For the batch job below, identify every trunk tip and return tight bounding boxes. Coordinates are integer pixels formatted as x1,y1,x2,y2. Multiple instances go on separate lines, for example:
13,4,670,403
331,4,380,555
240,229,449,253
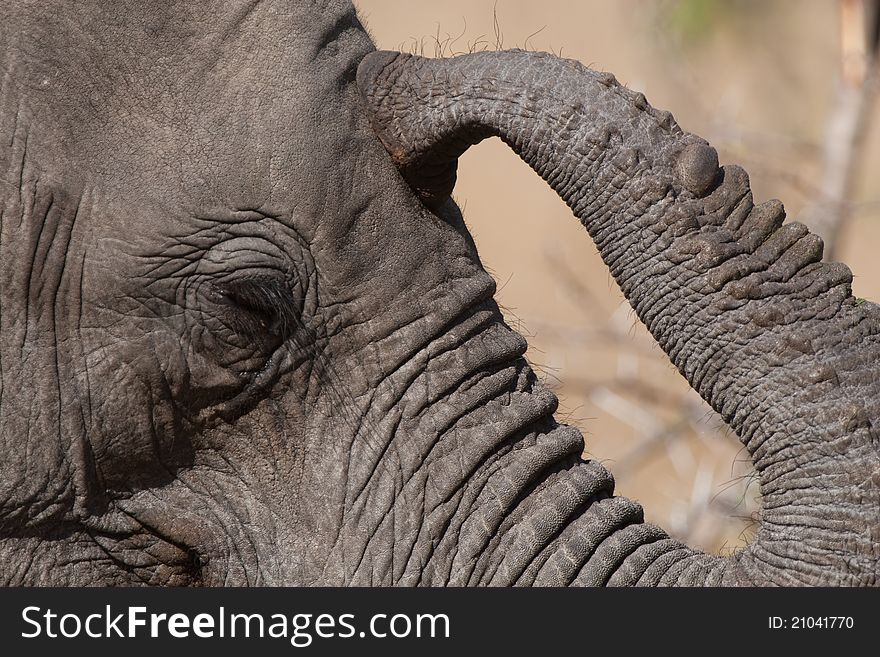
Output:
676,142,720,197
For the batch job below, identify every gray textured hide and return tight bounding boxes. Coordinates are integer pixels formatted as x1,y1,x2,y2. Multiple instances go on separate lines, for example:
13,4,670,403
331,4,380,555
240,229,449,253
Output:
0,1,876,585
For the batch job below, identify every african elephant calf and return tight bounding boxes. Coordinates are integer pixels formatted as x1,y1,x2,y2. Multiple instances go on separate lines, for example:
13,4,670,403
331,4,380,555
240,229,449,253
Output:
0,0,877,585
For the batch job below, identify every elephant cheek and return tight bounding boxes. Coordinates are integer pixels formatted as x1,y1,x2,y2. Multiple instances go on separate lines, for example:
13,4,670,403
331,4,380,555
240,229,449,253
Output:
84,336,194,491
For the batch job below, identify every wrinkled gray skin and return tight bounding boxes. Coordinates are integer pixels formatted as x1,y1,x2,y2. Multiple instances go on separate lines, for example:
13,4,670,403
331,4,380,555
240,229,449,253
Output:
0,0,877,586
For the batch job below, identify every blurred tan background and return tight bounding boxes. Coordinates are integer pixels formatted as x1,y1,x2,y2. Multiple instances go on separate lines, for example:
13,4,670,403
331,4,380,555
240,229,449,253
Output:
353,0,880,553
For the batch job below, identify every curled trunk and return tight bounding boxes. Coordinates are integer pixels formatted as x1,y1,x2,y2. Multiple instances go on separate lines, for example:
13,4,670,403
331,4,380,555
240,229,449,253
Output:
358,49,880,585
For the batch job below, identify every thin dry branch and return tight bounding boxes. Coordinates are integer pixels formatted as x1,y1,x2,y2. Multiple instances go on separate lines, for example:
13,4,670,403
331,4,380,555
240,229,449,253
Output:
800,0,880,260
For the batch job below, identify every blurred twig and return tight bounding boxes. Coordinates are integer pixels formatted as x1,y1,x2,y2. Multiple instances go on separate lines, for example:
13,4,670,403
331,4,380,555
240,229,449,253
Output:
800,0,880,260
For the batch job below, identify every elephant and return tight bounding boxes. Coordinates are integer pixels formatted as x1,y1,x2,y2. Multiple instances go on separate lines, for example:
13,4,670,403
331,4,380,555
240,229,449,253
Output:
0,0,877,587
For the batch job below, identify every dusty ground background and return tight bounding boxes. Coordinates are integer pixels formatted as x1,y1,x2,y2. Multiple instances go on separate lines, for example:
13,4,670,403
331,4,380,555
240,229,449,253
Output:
353,0,880,553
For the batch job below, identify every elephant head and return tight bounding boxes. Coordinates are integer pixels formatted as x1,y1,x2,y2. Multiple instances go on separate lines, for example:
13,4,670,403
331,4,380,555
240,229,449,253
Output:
0,0,876,585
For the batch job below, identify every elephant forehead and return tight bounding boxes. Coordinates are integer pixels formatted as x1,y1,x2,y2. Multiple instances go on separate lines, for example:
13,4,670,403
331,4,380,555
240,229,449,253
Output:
2,0,364,81
1,0,374,203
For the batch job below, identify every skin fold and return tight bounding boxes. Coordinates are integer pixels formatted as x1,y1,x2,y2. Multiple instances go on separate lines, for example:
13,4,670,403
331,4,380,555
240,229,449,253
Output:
0,0,877,585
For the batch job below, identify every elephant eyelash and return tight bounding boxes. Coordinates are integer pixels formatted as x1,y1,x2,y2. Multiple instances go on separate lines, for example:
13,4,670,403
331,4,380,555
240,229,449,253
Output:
213,277,299,338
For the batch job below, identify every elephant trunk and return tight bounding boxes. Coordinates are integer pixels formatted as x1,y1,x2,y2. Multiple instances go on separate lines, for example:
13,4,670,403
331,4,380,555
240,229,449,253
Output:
357,49,880,585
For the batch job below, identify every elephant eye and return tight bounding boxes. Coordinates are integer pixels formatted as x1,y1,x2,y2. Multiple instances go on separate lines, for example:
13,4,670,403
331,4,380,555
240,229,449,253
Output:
212,277,298,338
